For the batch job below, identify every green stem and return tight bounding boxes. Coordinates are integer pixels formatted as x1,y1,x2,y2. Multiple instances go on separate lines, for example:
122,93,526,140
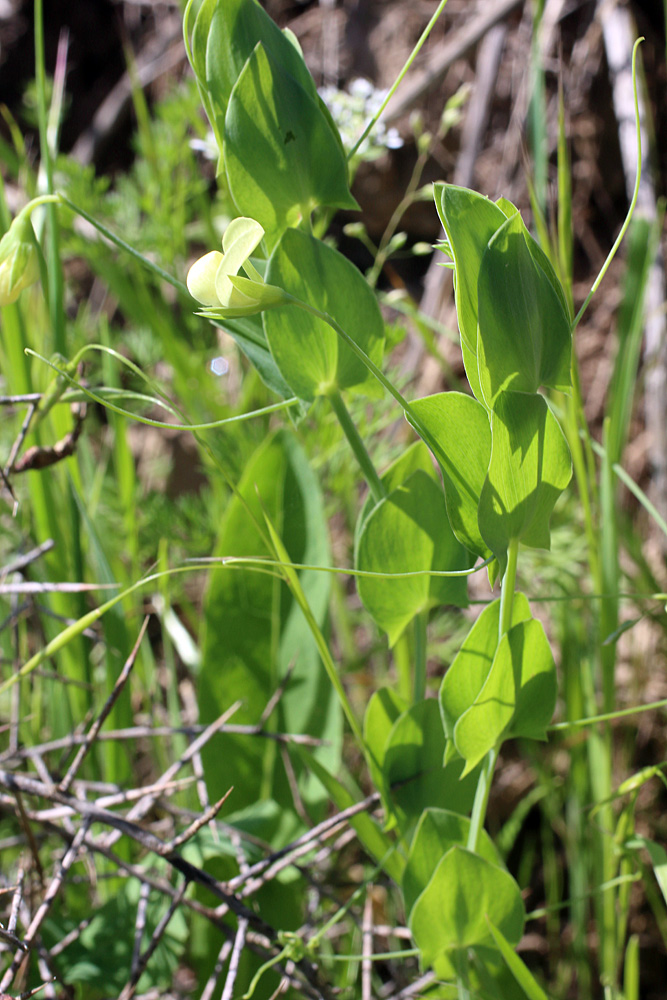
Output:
347,0,450,161
466,747,498,853
498,537,520,640
467,538,519,854
413,609,428,703
327,388,386,504
58,194,191,298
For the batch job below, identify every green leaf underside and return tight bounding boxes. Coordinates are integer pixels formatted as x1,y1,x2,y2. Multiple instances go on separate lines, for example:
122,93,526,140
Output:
440,594,531,751
409,846,525,965
453,616,558,774
357,469,471,646
403,808,501,917
408,391,492,558
264,227,384,401
355,440,438,561
363,687,409,815
198,431,341,822
204,0,317,116
220,313,295,399
477,211,572,406
434,183,507,402
383,700,479,830
224,43,357,250
478,391,572,574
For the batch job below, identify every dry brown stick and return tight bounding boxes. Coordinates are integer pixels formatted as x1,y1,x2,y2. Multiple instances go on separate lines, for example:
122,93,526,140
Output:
10,596,21,759
0,581,118,595
12,405,86,475
0,770,276,935
7,867,23,935
4,404,36,478
0,395,43,406
13,792,45,886
227,792,381,892
220,917,249,1000
200,939,233,1000
165,790,232,852
1,542,55,581
130,882,151,982
361,888,373,1000
118,881,188,1000
59,617,149,793
49,916,93,959
0,722,322,764
100,701,242,849
0,819,91,992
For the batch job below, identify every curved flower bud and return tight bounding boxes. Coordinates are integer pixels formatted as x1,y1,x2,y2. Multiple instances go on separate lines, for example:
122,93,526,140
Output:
0,206,40,306
187,217,290,318
186,250,223,306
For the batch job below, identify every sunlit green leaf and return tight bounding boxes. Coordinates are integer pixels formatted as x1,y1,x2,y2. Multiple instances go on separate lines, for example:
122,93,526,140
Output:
409,847,525,965
383,700,479,832
476,211,571,406
264,227,384,400
356,470,470,646
454,616,558,774
408,391,492,558
224,43,357,249
434,183,506,402
403,808,501,916
440,594,531,753
478,392,572,575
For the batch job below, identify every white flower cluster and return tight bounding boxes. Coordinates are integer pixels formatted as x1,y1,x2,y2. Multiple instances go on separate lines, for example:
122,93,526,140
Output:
319,78,403,160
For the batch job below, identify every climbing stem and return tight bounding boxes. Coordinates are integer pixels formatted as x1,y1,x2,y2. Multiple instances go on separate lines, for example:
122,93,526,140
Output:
466,747,498,854
413,609,428,703
499,536,520,640
327,388,386,505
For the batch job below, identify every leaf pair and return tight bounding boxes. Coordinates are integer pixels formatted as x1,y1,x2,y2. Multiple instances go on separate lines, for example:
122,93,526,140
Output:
440,594,557,774
410,390,572,576
403,808,525,982
187,0,356,248
434,183,571,409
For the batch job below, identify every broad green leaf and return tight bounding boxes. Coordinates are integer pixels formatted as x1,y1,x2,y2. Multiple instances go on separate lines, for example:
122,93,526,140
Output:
409,847,524,965
220,313,297,399
434,183,506,401
355,440,438,558
440,594,531,753
383,700,479,832
453,616,558,774
204,0,318,119
224,43,357,250
357,470,470,646
486,919,550,1000
264,227,384,401
477,211,571,406
478,392,572,575
496,196,519,217
408,391,492,558
403,808,501,916
297,746,405,884
363,687,408,810
199,430,341,826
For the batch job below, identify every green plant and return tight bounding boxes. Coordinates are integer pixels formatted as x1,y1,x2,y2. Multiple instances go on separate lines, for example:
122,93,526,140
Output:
1,0,661,996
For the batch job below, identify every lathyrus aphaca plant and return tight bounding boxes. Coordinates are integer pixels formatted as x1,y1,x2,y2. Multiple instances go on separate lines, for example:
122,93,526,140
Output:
184,0,574,994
